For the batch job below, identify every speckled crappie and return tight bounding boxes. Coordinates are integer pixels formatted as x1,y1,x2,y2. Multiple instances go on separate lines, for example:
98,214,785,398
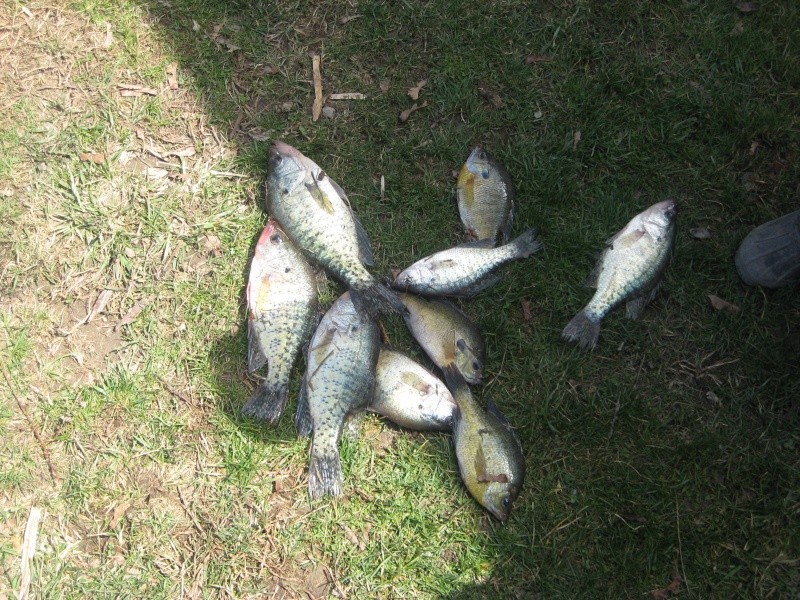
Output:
294,291,380,498
267,140,403,317
398,292,485,385
443,365,525,521
370,348,456,431
562,199,677,351
393,228,542,297
242,219,319,424
457,147,515,244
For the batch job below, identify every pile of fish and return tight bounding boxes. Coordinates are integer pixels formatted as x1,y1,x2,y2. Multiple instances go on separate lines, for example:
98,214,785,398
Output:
244,140,676,521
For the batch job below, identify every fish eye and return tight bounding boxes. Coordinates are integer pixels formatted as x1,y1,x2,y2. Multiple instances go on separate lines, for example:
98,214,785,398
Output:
502,497,511,508
478,150,487,160
270,234,281,243
481,170,490,179
282,188,289,195
472,360,481,371
456,339,467,351
317,171,326,181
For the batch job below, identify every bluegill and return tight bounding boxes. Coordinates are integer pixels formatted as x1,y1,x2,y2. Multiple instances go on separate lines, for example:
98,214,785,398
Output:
242,219,319,423
393,228,542,297
295,291,380,498
457,147,515,244
562,199,677,350
370,348,456,431
267,140,403,317
398,292,485,385
443,365,525,521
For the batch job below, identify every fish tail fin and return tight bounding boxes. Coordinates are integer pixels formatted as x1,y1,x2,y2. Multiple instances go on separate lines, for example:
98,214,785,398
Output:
241,382,289,424
561,310,601,351
351,283,406,318
307,444,343,498
510,228,544,258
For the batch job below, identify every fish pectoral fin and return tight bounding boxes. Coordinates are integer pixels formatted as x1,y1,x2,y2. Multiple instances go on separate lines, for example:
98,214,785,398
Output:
474,444,509,483
477,473,509,484
625,283,661,320
583,250,608,288
400,371,432,395
610,228,646,250
304,178,336,214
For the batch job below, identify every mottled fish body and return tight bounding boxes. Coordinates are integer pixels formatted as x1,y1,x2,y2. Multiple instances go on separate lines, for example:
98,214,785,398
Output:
370,348,456,431
562,199,677,351
393,228,542,297
443,366,525,521
267,140,402,316
295,291,380,498
242,219,319,423
457,147,515,244
398,292,485,385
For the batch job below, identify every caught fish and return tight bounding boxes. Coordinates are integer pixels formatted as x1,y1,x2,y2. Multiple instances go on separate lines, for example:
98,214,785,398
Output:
398,292,485,385
442,365,525,521
242,219,319,423
370,348,457,431
393,228,543,297
457,147,515,243
267,140,403,316
562,199,677,351
295,291,380,498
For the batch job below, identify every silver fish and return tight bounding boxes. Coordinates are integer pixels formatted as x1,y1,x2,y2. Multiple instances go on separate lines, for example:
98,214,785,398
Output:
398,292,485,385
267,140,403,316
562,199,677,351
457,147,515,244
370,348,456,431
393,228,542,297
443,365,525,521
242,219,319,423
295,291,380,498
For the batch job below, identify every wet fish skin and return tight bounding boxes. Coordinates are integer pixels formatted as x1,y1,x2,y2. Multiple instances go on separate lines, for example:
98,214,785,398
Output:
242,219,319,423
295,291,380,498
442,365,525,521
457,147,515,244
398,292,485,385
562,199,677,351
267,140,403,317
370,348,457,431
393,228,542,297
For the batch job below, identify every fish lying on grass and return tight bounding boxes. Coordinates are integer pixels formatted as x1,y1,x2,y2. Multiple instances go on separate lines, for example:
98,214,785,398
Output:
295,291,380,498
242,219,319,424
457,147,515,244
442,365,525,521
370,348,456,431
393,228,543,297
267,140,403,317
398,292,485,385
562,199,677,351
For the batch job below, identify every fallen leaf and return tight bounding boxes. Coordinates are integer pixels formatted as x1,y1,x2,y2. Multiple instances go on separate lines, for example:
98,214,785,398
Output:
192,20,200,32
706,390,721,404
328,92,366,100
108,500,133,528
478,86,503,108
407,79,427,100
651,569,681,599
521,299,532,321
690,227,713,239
311,54,323,122
735,2,758,13
339,14,361,24
103,22,113,48
118,84,158,97
115,296,152,330
708,294,740,314
399,101,428,123
534,109,543,119
379,78,390,93
84,289,113,324
525,54,551,64
730,20,745,35
166,62,178,90
340,523,361,549
573,130,582,150
749,140,760,155
79,152,106,164
200,234,222,257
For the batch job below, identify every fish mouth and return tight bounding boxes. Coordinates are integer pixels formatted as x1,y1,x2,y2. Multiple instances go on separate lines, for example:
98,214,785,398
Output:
269,140,302,161
655,198,677,220
465,146,484,173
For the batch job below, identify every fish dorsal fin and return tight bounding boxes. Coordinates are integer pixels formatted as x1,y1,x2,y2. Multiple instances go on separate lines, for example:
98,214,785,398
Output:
583,250,607,288
400,370,432,394
352,213,375,267
327,175,350,206
487,398,511,428
304,175,335,214
456,237,496,250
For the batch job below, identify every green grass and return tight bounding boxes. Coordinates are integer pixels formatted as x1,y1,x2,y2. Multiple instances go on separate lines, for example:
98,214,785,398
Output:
1,0,799,598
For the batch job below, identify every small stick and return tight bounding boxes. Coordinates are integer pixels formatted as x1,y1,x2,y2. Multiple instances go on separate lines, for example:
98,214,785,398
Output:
311,54,323,121
18,506,43,600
